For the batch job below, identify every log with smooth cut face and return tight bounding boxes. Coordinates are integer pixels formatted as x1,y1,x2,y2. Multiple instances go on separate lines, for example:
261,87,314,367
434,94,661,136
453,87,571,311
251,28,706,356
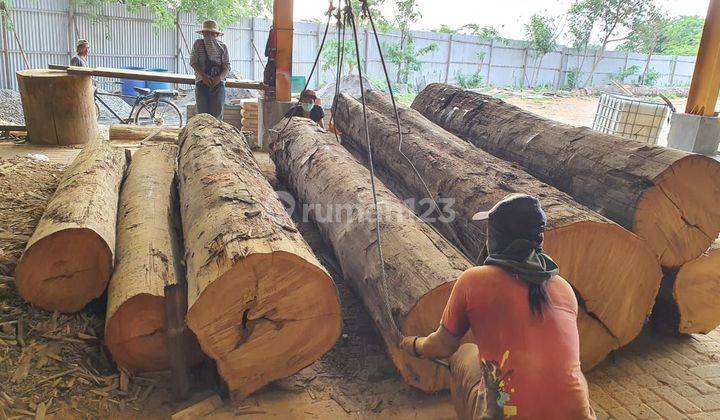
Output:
271,118,473,391
15,143,126,313
104,144,201,372
411,83,720,269
178,115,341,398
336,92,662,370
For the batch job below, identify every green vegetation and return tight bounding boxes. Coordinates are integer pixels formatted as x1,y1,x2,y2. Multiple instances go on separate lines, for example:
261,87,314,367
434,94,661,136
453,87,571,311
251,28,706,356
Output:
321,39,362,76
384,0,438,84
456,71,484,89
524,13,559,86
72,0,271,26
610,65,640,83
660,16,704,56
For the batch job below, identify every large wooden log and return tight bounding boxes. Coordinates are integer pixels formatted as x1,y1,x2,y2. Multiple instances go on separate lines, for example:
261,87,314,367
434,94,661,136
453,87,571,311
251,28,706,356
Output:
335,92,662,369
17,69,97,145
105,144,200,372
653,239,720,334
15,143,127,312
108,125,180,143
412,83,720,268
271,118,472,391
178,115,341,398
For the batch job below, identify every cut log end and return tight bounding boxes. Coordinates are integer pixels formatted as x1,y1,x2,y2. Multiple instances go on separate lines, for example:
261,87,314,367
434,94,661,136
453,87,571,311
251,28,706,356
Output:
635,155,720,268
186,251,341,399
545,221,661,347
577,310,619,371
387,282,456,392
667,240,720,334
15,228,112,313
105,294,167,371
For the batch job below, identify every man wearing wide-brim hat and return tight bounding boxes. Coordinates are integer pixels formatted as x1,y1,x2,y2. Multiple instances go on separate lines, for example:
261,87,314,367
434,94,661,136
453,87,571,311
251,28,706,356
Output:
190,19,231,119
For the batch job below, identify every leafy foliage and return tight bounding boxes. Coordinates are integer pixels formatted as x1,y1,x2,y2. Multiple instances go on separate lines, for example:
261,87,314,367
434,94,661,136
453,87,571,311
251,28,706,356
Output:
661,16,704,56
566,67,582,89
71,0,271,27
461,24,501,39
567,0,654,87
610,65,640,83
321,39,361,76
456,70,483,89
384,37,438,84
524,13,559,86
434,24,456,34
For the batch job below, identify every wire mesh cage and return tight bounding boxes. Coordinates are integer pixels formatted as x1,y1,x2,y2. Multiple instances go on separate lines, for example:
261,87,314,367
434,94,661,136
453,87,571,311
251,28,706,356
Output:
592,94,672,146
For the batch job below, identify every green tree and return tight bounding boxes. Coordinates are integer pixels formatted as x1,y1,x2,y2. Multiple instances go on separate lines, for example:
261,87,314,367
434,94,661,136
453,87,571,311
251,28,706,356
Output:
524,13,559,86
384,0,437,84
460,24,501,39
567,0,652,87
662,16,704,56
619,6,668,85
321,38,361,76
71,0,271,27
434,24,457,34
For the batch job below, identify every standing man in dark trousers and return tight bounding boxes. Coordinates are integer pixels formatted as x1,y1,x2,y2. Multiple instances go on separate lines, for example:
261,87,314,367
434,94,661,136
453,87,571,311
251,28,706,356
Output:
190,20,231,119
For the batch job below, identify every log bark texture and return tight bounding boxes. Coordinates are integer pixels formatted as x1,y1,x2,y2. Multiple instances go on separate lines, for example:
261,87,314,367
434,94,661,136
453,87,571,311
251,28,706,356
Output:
178,115,341,398
336,92,662,369
17,69,97,145
15,143,127,312
271,118,473,392
108,125,180,143
412,83,720,268
105,144,200,372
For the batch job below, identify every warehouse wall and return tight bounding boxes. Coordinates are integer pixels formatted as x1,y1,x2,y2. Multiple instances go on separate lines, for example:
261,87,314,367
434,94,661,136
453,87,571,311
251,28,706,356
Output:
0,0,698,90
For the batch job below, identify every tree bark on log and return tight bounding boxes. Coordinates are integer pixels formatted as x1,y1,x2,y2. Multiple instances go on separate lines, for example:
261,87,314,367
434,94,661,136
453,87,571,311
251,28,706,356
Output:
178,115,341,398
653,239,720,334
335,92,662,369
271,118,473,392
411,83,720,269
105,144,200,373
17,69,97,145
108,125,180,143
15,143,127,312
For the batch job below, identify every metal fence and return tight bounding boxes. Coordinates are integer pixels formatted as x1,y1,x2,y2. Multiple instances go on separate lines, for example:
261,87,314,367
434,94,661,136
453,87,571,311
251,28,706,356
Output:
0,0,699,91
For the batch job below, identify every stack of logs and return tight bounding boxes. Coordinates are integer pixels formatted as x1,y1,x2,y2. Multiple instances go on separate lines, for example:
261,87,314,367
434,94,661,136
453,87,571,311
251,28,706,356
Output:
410,83,720,336
13,116,342,399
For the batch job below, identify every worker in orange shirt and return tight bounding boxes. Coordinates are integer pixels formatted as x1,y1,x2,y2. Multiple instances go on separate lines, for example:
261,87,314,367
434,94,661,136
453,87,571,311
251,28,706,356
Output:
400,194,595,420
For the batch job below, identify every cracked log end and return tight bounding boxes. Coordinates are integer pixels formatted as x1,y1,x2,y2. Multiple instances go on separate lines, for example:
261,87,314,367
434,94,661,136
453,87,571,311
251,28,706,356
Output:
15,228,112,313
634,155,720,268
545,221,662,349
186,251,341,399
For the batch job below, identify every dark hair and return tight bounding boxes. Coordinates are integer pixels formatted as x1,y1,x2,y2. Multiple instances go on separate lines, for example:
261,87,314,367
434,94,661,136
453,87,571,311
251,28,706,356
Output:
528,283,550,317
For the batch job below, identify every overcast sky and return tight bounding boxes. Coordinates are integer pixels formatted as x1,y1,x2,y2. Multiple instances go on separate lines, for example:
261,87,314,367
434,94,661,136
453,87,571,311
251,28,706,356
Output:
293,0,710,46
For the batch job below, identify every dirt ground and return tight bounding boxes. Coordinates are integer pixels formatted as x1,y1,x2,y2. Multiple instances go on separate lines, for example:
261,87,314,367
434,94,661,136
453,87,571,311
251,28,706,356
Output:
2,94,720,419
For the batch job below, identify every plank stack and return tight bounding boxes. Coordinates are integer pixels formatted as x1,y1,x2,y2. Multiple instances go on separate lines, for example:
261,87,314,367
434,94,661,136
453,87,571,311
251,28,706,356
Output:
334,92,663,369
240,98,260,143
412,83,720,335
186,104,243,131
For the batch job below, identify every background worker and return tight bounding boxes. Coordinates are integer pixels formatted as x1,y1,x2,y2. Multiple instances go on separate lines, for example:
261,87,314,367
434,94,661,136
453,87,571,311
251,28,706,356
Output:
285,89,325,127
400,194,595,420
190,20,231,119
70,39,90,67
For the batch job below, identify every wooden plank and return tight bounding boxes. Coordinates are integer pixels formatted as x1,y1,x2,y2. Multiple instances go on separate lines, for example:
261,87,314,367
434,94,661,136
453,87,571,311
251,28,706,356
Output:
48,64,268,90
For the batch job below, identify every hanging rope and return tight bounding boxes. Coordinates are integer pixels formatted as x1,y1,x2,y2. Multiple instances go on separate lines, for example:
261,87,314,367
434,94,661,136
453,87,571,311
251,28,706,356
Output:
358,0,471,259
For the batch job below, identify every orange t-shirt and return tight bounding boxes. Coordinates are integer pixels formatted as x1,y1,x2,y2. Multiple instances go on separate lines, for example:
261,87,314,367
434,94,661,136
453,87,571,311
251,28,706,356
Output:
441,265,594,420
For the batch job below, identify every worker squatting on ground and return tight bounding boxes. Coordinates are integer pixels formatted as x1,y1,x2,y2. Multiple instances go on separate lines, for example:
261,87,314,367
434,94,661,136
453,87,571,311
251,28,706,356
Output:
70,39,90,67
190,20,231,119
284,89,325,127
400,194,595,420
